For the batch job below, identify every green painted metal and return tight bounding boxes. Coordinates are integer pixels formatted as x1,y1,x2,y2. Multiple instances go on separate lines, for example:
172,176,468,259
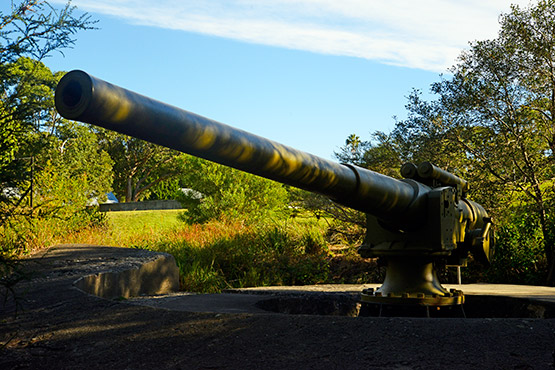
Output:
55,70,419,220
55,70,494,307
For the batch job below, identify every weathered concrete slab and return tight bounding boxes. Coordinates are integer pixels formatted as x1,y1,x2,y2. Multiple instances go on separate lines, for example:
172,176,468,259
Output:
29,244,180,299
447,283,555,303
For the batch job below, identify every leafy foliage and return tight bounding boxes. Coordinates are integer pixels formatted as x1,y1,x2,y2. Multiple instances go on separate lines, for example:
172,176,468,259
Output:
1,2,96,257
289,188,366,249
1,119,113,255
147,176,183,201
486,211,546,284
0,1,95,171
335,132,402,178
427,0,555,283
0,2,96,312
34,121,112,222
97,131,183,202
178,156,290,225
0,1,95,63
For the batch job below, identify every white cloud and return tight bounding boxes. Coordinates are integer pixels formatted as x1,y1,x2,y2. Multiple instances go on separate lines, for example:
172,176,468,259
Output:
52,0,533,72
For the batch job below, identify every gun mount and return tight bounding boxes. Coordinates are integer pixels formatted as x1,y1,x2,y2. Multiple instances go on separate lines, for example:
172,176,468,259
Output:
55,70,493,307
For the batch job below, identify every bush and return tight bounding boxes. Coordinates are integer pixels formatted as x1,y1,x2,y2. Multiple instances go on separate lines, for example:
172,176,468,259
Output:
177,157,290,225
483,212,546,285
0,160,108,256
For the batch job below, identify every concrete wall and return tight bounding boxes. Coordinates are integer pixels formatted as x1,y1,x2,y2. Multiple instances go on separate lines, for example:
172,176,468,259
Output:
99,200,183,212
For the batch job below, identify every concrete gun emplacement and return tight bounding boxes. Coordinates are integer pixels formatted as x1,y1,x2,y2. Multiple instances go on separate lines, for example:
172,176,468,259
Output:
55,70,493,307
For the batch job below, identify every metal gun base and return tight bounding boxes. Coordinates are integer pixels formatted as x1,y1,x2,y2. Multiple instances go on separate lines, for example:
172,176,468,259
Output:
360,289,464,306
361,257,464,306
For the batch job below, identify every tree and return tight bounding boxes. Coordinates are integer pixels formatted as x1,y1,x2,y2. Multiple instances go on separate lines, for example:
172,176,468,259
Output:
350,0,555,284
0,57,60,213
428,0,555,283
1,60,113,254
29,120,113,235
334,134,368,167
0,1,95,207
38,120,113,203
389,91,468,171
98,131,184,202
324,134,396,247
0,1,95,170
335,132,403,178
0,1,95,254
333,0,555,284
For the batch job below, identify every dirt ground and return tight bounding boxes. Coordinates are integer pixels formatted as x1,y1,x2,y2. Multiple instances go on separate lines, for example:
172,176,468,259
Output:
1,245,554,369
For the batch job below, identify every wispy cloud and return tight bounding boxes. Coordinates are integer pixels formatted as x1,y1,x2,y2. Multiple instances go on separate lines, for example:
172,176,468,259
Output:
53,0,532,72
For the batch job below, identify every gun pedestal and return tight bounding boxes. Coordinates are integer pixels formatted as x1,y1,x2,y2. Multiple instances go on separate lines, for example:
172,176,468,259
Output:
360,258,464,306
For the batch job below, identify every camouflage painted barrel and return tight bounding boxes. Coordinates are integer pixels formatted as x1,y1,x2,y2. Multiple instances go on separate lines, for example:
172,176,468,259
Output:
55,70,424,220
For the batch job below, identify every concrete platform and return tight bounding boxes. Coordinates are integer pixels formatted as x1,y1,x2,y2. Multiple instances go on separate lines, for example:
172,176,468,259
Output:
23,244,555,315
2,244,554,369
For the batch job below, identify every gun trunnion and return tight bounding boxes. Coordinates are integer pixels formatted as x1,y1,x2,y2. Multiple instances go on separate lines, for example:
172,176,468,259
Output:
55,70,493,307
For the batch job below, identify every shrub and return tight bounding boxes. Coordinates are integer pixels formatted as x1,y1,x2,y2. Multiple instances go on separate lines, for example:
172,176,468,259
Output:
177,157,290,225
484,212,546,285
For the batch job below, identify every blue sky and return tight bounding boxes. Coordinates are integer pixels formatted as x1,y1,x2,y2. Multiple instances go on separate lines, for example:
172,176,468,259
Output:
15,0,531,159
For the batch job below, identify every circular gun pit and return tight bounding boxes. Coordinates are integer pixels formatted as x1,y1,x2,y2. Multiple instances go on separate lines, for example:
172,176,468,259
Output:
252,292,555,318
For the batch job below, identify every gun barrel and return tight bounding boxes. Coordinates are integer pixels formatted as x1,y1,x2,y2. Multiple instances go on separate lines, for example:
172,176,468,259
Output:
55,70,421,218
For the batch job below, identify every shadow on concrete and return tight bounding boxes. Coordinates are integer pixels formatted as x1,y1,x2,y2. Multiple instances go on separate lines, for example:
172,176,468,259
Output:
1,244,554,369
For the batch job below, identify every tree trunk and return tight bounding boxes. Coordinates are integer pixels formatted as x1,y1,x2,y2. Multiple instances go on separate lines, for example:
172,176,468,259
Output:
126,176,133,203
538,206,555,285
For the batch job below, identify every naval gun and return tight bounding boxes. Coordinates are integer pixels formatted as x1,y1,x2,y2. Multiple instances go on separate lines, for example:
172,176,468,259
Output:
55,70,493,307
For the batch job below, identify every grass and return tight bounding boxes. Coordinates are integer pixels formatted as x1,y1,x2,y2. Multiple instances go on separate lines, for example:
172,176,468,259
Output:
107,209,183,233
106,209,184,245
57,209,184,248
9,208,379,293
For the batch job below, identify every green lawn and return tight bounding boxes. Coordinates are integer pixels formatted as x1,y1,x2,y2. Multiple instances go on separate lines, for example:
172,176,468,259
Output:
106,209,184,236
